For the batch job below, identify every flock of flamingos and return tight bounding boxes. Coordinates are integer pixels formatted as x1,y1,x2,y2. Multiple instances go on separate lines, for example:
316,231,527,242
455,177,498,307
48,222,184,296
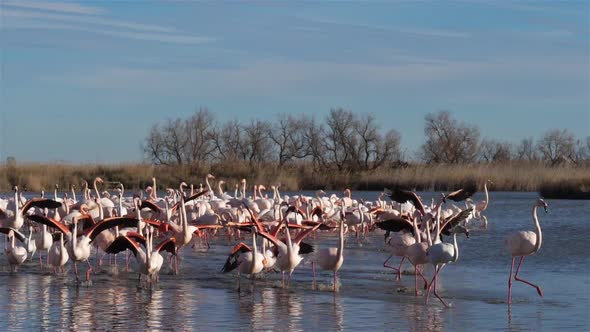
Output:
0,175,548,307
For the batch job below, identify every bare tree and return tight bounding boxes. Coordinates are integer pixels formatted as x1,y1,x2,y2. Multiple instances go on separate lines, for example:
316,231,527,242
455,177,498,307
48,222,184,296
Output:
353,114,402,170
323,109,357,171
479,139,512,163
421,111,480,164
269,114,310,166
303,117,327,171
211,120,245,161
571,136,590,164
143,118,188,165
243,120,272,166
515,137,538,161
185,108,217,162
537,129,575,165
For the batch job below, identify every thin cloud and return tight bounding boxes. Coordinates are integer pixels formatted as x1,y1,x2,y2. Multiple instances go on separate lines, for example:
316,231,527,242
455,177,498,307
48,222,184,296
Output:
2,0,105,15
294,15,470,39
2,9,214,45
2,8,175,33
4,19,213,45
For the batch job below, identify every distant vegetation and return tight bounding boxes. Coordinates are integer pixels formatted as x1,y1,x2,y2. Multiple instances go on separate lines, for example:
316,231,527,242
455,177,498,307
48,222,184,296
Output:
2,109,588,196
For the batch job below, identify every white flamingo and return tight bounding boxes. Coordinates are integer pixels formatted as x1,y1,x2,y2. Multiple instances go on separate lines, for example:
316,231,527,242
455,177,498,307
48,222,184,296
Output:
505,198,548,304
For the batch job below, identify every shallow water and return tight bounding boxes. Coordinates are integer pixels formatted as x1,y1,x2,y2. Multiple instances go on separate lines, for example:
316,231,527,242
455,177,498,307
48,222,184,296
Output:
0,192,589,331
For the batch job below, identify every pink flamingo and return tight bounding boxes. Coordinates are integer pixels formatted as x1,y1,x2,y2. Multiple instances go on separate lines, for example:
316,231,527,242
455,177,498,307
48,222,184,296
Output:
505,198,548,304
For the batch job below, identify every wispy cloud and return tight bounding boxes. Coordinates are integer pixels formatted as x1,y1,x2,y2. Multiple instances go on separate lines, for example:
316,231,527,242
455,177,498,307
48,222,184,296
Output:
294,15,470,38
3,18,213,45
1,8,214,45
2,0,105,15
2,9,175,32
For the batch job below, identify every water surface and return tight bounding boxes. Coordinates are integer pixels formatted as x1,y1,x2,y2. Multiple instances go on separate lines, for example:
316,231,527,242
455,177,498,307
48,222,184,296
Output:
0,192,588,331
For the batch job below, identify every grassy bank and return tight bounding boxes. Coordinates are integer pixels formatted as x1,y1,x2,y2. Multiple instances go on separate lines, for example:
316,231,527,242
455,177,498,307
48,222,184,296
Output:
1,162,589,195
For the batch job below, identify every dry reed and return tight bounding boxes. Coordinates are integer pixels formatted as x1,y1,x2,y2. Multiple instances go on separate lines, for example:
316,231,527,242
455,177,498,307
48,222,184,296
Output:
1,162,588,195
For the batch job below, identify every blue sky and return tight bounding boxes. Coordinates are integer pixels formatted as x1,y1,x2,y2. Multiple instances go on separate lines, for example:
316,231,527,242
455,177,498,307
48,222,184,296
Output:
1,0,588,163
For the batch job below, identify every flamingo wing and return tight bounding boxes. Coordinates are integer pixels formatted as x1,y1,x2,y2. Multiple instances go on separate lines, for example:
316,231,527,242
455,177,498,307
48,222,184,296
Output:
155,237,176,254
0,227,26,243
85,217,140,241
105,235,140,256
446,182,477,202
221,242,251,273
243,205,283,248
140,200,162,215
441,207,474,235
298,241,314,254
21,198,62,213
384,188,425,215
27,214,70,234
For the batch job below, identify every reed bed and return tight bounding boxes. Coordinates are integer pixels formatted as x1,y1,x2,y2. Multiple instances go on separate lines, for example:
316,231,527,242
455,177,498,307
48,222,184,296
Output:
1,162,588,195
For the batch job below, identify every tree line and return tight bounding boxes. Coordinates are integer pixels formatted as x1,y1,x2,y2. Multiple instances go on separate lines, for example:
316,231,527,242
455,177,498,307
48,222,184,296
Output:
143,109,590,171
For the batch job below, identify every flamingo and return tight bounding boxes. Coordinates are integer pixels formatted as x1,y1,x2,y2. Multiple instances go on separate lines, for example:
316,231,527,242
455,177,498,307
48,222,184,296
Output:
506,198,548,304
472,179,493,228
405,213,431,296
312,212,345,291
221,226,265,291
106,226,175,286
28,211,140,282
1,227,28,271
425,199,469,307
34,223,53,270
247,205,320,287
0,186,61,230
376,215,415,281
47,232,69,274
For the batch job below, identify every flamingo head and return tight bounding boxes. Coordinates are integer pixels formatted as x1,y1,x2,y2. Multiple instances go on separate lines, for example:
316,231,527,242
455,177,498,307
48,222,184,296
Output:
207,174,215,180
259,185,266,191
12,185,18,192
536,199,548,213
95,177,104,184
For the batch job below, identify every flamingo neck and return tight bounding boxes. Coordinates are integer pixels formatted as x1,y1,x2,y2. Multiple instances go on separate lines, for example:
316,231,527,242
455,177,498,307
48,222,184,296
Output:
205,177,213,193
135,201,143,236
426,218,432,246
412,217,421,243
54,188,58,200
452,232,459,262
337,218,344,257
253,185,258,200
152,178,158,200
14,189,20,214
284,220,293,254
242,181,246,199
94,180,101,200
482,182,489,209
252,231,257,254
72,219,78,248
218,182,224,197
532,205,543,252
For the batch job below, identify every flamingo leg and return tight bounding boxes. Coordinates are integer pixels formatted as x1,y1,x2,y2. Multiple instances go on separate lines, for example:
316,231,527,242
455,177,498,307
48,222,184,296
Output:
86,260,93,283
237,272,241,293
514,256,543,297
508,257,515,304
312,261,316,290
432,265,448,307
414,264,419,296
39,251,44,271
74,262,80,281
333,271,337,292
383,254,403,281
426,265,437,304
417,265,429,289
